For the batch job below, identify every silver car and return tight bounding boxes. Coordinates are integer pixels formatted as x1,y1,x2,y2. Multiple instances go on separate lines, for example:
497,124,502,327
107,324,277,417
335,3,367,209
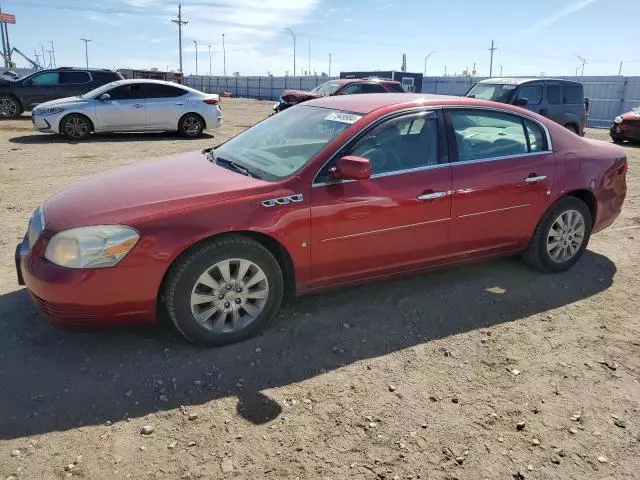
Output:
32,79,222,140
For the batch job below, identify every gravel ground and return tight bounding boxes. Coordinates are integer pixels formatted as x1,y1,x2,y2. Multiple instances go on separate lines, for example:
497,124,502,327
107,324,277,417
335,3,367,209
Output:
0,99,639,480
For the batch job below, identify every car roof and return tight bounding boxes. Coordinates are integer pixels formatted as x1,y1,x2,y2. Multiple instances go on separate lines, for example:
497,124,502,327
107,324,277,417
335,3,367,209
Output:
109,79,187,87
476,77,581,86
325,78,401,85
306,93,523,114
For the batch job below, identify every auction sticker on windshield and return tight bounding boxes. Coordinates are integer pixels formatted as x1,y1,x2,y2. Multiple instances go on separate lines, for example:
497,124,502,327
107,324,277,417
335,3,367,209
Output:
324,112,362,124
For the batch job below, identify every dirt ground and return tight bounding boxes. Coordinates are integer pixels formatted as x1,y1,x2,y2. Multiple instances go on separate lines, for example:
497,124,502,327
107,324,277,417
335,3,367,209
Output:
0,98,639,480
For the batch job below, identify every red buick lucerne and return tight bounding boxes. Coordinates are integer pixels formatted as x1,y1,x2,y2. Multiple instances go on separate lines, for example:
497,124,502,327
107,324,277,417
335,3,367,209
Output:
16,94,627,345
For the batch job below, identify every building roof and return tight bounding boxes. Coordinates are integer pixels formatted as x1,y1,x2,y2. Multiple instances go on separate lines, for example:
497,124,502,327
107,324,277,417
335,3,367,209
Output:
476,77,581,85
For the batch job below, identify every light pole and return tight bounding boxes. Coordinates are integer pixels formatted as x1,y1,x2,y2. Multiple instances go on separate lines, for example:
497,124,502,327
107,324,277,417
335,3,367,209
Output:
285,28,296,76
423,50,436,75
193,40,198,75
574,54,585,78
208,44,212,76
222,33,226,77
80,38,91,68
328,53,332,77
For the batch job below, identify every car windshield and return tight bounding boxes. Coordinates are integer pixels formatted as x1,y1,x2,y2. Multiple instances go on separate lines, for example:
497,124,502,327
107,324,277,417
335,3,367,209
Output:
466,83,517,103
80,81,124,99
310,82,342,96
215,105,360,180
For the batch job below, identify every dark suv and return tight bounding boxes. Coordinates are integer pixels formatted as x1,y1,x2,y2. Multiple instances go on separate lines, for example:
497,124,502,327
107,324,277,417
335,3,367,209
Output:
0,67,123,118
466,78,588,136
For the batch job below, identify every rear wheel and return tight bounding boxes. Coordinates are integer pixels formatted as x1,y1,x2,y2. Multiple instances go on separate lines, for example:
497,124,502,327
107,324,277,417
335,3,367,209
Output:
0,95,22,118
178,113,204,138
165,235,284,345
611,135,624,144
565,123,579,135
60,114,92,140
523,196,592,273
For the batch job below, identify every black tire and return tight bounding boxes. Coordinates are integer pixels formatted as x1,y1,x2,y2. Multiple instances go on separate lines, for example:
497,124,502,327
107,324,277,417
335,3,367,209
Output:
523,196,593,273
178,113,205,138
60,113,92,140
165,235,284,346
565,124,579,135
611,136,624,144
0,95,22,118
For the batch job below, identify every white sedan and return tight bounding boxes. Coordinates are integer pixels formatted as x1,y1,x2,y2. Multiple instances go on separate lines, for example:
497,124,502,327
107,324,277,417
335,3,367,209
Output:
32,79,222,140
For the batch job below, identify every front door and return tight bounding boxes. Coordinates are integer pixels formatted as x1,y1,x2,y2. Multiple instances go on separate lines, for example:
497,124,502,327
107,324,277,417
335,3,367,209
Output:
94,83,146,131
446,108,555,255
22,71,62,107
310,110,453,288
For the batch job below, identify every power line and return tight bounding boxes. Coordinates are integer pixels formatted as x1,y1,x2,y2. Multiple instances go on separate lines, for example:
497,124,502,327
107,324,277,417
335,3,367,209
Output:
4,0,171,17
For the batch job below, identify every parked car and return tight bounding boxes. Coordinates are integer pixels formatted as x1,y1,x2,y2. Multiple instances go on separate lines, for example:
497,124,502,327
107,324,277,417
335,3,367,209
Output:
0,67,123,119
465,78,588,135
31,79,222,139
16,94,627,346
273,78,404,113
611,106,640,144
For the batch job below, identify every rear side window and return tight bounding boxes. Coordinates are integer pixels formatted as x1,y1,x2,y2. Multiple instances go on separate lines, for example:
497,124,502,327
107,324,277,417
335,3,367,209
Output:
385,83,405,93
515,85,542,105
108,84,144,100
93,71,120,83
547,84,562,105
59,71,90,84
524,119,548,152
563,84,583,104
449,110,528,161
360,83,388,94
340,84,364,95
144,84,188,98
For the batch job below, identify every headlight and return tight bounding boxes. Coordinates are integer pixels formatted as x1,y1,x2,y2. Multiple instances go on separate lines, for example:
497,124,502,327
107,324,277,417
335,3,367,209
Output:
614,116,623,124
36,107,65,116
45,225,139,269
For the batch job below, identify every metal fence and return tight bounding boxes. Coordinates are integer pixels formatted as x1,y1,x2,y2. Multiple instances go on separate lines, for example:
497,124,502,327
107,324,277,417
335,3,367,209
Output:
186,74,640,128
184,76,336,102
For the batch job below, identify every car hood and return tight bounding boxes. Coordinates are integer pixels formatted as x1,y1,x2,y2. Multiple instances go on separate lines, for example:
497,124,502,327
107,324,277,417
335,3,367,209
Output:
43,151,274,232
281,89,322,104
621,109,640,121
36,96,88,110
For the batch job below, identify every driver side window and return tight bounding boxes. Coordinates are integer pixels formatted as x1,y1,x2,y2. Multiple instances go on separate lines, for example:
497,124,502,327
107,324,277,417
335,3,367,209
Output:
29,72,60,86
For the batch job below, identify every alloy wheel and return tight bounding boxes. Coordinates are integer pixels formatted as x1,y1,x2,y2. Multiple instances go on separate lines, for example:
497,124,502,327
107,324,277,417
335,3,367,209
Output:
190,258,269,333
183,116,202,136
0,97,18,117
65,117,89,138
546,209,586,263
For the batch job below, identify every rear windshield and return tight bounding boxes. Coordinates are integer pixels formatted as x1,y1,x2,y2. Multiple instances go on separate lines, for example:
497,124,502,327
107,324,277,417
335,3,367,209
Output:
385,83,406,93
466,83,517,103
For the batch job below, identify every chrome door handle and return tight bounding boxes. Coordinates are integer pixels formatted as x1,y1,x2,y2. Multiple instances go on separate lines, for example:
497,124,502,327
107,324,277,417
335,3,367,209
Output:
417,191,447,201
175,102,185,105
132,104,144,108
525,175,547,184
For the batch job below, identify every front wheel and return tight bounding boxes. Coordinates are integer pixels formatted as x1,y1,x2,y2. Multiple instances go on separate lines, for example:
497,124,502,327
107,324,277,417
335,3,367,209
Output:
523,196,593,273
60,114,92,140
0,95,22,118
165,235,284,345
178,113,205,138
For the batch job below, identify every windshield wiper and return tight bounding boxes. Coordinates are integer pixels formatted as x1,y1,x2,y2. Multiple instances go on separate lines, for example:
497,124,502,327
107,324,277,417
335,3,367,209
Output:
203,147,262,179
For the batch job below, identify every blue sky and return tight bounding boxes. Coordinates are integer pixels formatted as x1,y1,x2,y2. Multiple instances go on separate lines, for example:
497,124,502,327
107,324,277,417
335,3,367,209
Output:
2,0,639,77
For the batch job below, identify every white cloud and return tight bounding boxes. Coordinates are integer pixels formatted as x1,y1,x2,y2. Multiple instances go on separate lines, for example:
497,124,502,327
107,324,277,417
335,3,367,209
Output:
524,0,598,35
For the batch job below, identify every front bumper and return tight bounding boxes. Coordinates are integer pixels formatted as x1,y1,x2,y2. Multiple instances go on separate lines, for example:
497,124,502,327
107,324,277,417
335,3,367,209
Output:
611,122,640,140
32,112,62,133
16,236,158,326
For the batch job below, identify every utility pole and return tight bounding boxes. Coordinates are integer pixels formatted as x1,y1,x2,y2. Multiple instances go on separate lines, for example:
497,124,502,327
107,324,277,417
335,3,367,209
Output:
193,40,198,75
208,44,212,76
444,65,447,76
328,53,331,77
171,4,188,74
34,51,40,68
47,49,54,69
80,38,91,68
618,61,623,76
285,28,296,77
308,36,310,76
574,54,585,78
500,65,503,76
423,50,435,75
489,40,497,77
49,40,56,68
40,44,46,67
222,33,226,77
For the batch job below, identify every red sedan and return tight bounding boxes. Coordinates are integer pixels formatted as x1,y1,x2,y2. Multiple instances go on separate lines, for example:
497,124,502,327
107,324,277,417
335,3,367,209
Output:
16,94,627,345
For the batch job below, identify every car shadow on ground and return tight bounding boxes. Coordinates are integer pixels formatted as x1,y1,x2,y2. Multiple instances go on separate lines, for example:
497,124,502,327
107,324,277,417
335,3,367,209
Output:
0,252,616,440
8,132,214,145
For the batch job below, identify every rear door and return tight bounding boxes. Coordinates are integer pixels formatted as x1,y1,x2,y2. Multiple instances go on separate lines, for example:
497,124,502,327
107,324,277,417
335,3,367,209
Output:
58,71,92,98
545,82,565,126
142,83,189,130
446,108,555,255
94,83,146,130
310,110,453,287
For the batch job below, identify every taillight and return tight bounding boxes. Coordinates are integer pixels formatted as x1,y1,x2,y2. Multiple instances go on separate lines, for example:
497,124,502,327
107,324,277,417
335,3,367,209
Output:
203,98,219,105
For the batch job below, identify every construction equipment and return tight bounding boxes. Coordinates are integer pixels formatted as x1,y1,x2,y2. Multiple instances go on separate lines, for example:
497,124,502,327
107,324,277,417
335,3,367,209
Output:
0,47,41,70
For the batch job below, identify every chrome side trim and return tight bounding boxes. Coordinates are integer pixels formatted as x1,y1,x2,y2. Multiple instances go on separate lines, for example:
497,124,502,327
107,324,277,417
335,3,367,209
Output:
449,150,550,168
320,217,450,243
458,203,530,218
313,162,449,187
